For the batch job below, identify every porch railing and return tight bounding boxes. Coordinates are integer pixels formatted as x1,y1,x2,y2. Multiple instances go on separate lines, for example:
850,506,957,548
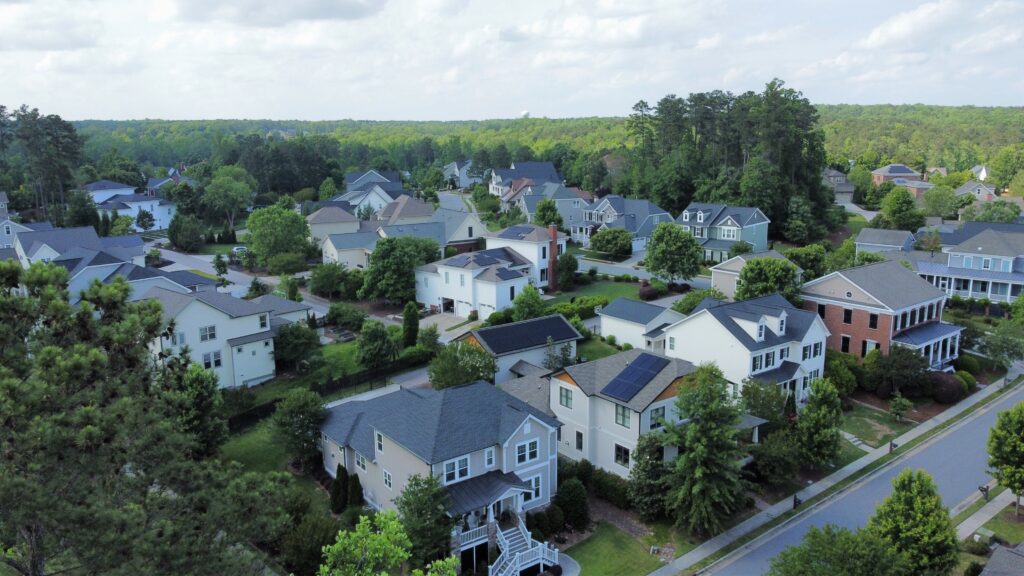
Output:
453,525,488,548
488,525,559,576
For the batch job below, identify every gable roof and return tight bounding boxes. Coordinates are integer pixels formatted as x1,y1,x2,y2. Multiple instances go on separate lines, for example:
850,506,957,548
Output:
560,348,696,412
954,179,997,197
711,250,801,274
982,544,1024,576
344,169,400,186
379,221,446,247
805,260,945,310
17,226,103,258
599,297,680,325
688,294,821,352
949,229,1024,258
84,180,136,192
377,195,434,225
464,314,581,356
324,231,380,251
855,227,914,247
432,246,531,270
307,205,357,225
486,223,566,242
142,286,277,322
321,382,559,464
676,202,770,227
249,293,314,317
871,164,920,177
431,208,478,242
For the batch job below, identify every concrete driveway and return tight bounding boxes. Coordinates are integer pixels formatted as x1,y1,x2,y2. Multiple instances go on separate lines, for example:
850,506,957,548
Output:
421,313,478,343
840,202,878,221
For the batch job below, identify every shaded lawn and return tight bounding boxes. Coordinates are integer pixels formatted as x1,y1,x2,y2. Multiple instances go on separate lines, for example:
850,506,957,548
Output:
197,243,243,256
547,281,639,305
566,522,663,576
642,520,699,558
577,339,619,361
188,268,221,281
834,437,868,468
982,504,1024,545
840,403,916,448
248,341,361,406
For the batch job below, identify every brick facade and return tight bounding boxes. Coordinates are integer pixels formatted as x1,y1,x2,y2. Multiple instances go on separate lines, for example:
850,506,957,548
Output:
803,301,893,358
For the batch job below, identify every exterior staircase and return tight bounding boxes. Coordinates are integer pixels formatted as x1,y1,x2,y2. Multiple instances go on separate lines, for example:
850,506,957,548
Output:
500,526,531,556
489,523,559,576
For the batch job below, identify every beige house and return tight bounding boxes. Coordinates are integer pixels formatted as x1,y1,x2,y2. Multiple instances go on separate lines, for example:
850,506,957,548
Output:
375,195,435,225
308,205,359,244
710,250,802,300
320,382,560,576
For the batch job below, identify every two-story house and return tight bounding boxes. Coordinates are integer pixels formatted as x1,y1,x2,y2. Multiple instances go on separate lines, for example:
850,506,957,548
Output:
513,182,591,230
659,294,829,402
801,260,962,369
822,168,855,204
14,227,144,268
489,161,561,198
456,315,582,383
574,195,673,252
375,195,435,226
676,203,770,263
596,297,685,353
483,224,566,288
415,247,532,319
871,164,921,186
443,160,481,189
144,287,311,388
84,179,138,203
0,192,53,250
955,179,999,202
96,193,178,231
710,250,803,300
320,382,560,576
307,205,360,244
53,247,213,304
336,170,410,213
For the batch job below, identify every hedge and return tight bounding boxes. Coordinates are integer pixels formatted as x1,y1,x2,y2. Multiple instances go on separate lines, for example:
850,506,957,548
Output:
548,296,609,320
591,468,630,509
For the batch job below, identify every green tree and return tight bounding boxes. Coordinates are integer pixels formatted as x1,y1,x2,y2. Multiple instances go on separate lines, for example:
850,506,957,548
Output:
310,262,347,298
247,277,269,298
417,324,442,353
510,284,548,321
428,342,496,389
318,176,338,200
556,252,578,289
65,189,100,229
317,511,411,576
797,378,842,468
917,229,943,252
741,380,789,435
168,213,205,251
274,323,321,371
110,214,135,236
246,204,310,263
866,347,929,398
982,320,1024,369
867,469,958,575
555,478,590,530
158,354,229,459
330,464,349,513
403,301,420,347
628,433,669,521
646,222,702,283
662,364,746,536
962,199,1022,223
359,237,439,303
170,181,202,215
881,187,926,231
728,241,754,258
282,513,341,576
204,165,255,228
534,198,563,229
357,320,400,373
889,394,913,423
671,287,727,314
988,401,1024,516
753,429,802,488
735,258,802,304
356,204,375,220
768,524,911,576
784,244,826,281
272,388,326,469
395,474,456,569
212,253,228,284
589,227,633,257
784,195,817,244
135,208,155,231
824,349,858,399
921,185,957,218
328,302,368,331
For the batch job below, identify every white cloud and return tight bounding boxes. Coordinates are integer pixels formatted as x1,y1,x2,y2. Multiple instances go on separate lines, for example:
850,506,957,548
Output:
856,0,963,50
694,33,722,51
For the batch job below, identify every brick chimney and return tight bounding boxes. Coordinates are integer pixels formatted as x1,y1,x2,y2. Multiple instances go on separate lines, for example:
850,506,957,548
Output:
548,224,558,293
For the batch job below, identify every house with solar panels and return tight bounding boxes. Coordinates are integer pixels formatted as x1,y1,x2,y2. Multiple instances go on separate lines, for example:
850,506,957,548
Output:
483,224,567,288
659,294,829,403
456,315,582,383
415,247,533,318
871,163,921,186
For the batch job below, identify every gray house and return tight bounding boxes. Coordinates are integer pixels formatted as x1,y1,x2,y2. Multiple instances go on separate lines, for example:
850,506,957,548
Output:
514,182,591,230
574,195,674,252
320,382,560,575
443,160,481,189
676,203,770,262
855,228,915,254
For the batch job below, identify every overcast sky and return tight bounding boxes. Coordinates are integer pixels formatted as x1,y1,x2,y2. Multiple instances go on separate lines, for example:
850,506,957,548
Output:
1,0,1021,120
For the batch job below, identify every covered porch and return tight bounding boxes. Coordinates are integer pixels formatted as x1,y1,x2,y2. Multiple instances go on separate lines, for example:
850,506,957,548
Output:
892,322,963,370
447,471,531,570
751,360,809,404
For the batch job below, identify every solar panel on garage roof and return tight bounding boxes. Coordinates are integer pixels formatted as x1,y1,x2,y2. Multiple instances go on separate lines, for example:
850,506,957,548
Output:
601,353,671,402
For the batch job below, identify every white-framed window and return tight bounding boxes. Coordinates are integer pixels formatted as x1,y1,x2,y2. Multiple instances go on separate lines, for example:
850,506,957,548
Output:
523,475,542,503
485,447,495,468
650,406,665,430
779,347,789,360
720,227,737,240
199,325,216,342
682,211,689,221
444,456,470,483
3,225,10,235
752,355,763,372
559,387,572,409
202,351,222,369
383,469,392,490
668,336,675,351
445,271,450,284
697,212,704,223
614,444,631,467
765,351,776,368
237,347,243,354
516,439,539,464
813,342,822,357
459,273,465,287
614,404,630,428
170,331,186,346
779,316,786,334
982,258,991,270
355,453,367,471
757,321,765,341
259,314,268,329
375,432,384,453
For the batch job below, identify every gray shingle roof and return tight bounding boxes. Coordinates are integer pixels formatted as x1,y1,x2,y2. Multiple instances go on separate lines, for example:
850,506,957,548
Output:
377,195,434,224
949,229,1024,258
981,544,1024,576
321,381,559,464
487,223,566,242
249,293,313,317
560,348,696,412
17,226,103,258
692,294,820,352
855,227,914,247
142,286,277,322
599,297,673,325
871,164,920,177
955,179,997,197
892,322,963,346
379,222,445,247
676,203,770,227
325,232,380,251
446,470,530,515
827,260,946,310
160,269,217,288
433,247,530,270
307,205,357,225
499,374,554,416
227,330,275,347
467,314,581,355
751,360,803,384
934,221,1024,246
84,179,136,192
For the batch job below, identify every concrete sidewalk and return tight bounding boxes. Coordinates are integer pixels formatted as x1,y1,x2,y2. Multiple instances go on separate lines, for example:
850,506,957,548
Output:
649,368,1022,576
957,489,1016,540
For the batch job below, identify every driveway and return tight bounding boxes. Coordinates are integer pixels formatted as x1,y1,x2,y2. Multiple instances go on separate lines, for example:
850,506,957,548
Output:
421,313,478,343
840,202,878,221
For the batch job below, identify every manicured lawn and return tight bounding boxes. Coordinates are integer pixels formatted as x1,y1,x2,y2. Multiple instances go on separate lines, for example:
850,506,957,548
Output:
548,281,639,305
197,243,243,256
643,520,699,558
982,503,1024,545
577,338,619,361
243,341,361,408
566,522,663,576
188,268,221,281
846,213,869,236
840,403,916,448
834,437,868,468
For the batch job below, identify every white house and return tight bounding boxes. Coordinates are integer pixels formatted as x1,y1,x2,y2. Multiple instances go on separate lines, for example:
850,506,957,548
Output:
96,193,177,231
415,247,532,319
14,227,144,268
84,180,137,203
660,294,829,403
483,224,566,288
489,161,561,198
595,297,685,353
456,315,582,383
143,287,311,388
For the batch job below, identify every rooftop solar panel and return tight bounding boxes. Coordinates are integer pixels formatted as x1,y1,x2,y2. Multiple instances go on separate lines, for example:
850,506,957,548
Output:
601,353,671,402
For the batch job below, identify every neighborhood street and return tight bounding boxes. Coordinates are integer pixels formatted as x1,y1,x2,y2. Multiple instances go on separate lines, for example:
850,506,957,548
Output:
708,381,1024,575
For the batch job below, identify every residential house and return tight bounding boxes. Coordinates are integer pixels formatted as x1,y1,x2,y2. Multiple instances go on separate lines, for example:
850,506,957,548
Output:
14,227,144,268
415,247,532,319
855,228,915,254
660,294,829,402
926,167,948,179
443,160,481,188
676,203,771,262
456,315,582,383
321,231,381,270
822,168,855,204
52,247,213,304
484,224,566,288
343,169,402,193
144,287,310,388
84,179,138,203
0,192,53,249
922,221,1024,250
871,164,921,186
513,182,591,231
432,207,486,253
375,195,435,226
800,260,962,369
575,195,673,252
710,250,803,299
489,161,561,198
980,543,1024,576
320,382,560,575
308,205,360,244
955,179,998,202
336,170,409,213
891,177,934,199
96,193,177,231
145,167,195,196
595,297,685,353
971,165,990,182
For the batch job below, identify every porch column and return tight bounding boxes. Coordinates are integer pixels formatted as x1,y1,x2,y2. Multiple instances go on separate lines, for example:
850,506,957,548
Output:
953,334,959,358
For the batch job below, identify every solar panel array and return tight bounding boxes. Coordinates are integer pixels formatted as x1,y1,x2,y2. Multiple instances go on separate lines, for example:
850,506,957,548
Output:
601,353,671,402
890,165,914,174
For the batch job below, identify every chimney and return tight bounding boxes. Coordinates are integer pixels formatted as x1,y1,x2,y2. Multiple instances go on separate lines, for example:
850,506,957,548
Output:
548,224,558,293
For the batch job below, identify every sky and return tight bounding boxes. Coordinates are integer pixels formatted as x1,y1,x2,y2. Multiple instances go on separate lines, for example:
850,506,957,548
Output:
1,0,1022,120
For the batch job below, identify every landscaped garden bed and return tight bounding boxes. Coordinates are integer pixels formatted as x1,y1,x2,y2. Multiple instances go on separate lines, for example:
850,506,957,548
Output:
841,401,917,448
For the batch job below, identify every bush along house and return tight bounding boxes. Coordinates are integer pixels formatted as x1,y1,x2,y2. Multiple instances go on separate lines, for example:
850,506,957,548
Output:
319,382,560,576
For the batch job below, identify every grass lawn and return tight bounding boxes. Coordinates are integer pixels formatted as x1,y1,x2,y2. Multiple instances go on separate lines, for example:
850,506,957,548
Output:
197,243,243,256
982,503,1024,545
578,338,619,361
566,522,663,576
846,213,869,236
188,268,221,281
834,437,868,468
244,341,361,408
841,403,916,448
643,520,699,558
548,280,639,305
952,485,1007,525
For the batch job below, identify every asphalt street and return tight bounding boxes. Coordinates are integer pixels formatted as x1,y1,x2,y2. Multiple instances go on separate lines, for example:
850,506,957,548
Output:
710,383,1024,575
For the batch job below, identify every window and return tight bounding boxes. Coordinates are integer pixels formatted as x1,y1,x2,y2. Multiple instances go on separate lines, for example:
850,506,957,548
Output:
202,351,222,369
444,457,470,483
752,355,763,372
983,258,991,270
542,246,547,259
614,405,631,428
682,212,689,221
668,336,675,351
861,339,868,358
757,321,765,340
765,351,775,368
468,226,473,238
697,212,704,223
614,444,631,467
516,439,539,464
355,453,367,471
383,469,392,490
559,387,572,409
200,325,217,342
459,274,465,287
813,342,822,357
171,331,186,346
842,309,852,324
780,347,789,360
720,227,737,240
375,432,384,453
575,431,583,451
264,340,270,347
817,304,826,319
869,313,878,329
509,286,515,300
445,271,450,284
910,309,917,326
779,316,786,334
927,303,935,319
237,347,243,354
650,406,665,430
802,345,811,360
259,314,268,329
523,476,542,503
841,335,851,353
485,448,495,468
3,225,9,236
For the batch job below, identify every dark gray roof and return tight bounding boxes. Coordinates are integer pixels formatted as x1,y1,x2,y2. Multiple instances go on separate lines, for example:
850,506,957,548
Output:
53,248,124,276
949,229,1024,258
892,322,963,346
493,162,561,185
831,260,947,310
981,544,1024,576
100,234,144,248
434,247,530,270
84,179,136,192
249,294,313,317
752,361,803,384
96,193,162,208
692,294,820,352
488,223,566,242
377,195,434,224
160,269,217,288
855,228,914,247
142,286,276,321
475,266,529,283
227,330,275,347
596,196,673,236
344,169,400,185
380,221,445,247
676,203,770,227
325,231,380,251
466,314,582,356
935,221,1024,246
0,247,17,261
561,348,696,412
599,297,670,325
508,359,551,378
321,382,560,464
24,221,54,231
871,164,920,177
17,226,103,257
307,205,357,225
446,470,531,515
496,374,554,417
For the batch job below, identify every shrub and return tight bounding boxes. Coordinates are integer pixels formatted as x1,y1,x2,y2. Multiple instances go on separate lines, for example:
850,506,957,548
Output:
576,459,595,488
964,561,984,576
548,296,609,320
606,335,616,346
266,252,307,275
638,283,659,301
601,273,610,281
558,457,579,486
956,370,977,390
955,354,982,375
468,310,478,321
555,478,590,530
622,343,633,351
281,513,341,576
592,468,630,509
650,279,668,295
327,302,367,331
613,275,623,282
330,464,348,513
962,539,990,556
588,267,598,278
527,511,550,537
930,372,967,404
348,473,364,506
530,528,546,542
487,308,514,326
546,504,565,534
399,344,434,366
949,294,965,309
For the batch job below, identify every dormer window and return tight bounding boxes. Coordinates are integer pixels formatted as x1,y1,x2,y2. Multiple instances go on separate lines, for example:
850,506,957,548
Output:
779,313,787,335
682,212,689,222
757,320,766,341
697,212,704,223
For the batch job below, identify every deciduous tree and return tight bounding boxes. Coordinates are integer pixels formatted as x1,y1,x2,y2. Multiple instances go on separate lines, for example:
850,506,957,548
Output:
359,237,439,303
356,320,400,373
768,524,911,576
428,342,496,389
246,204,310,263
988,401,1024,517
168,212,206,251
867,469,958,575
881,187,925,231
735,258,802,304
510,284,548,321
589,227,633,257
797,378,842,468
534,198,563,229
646,222,702,283
272,388,326,468
395,474,456,569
